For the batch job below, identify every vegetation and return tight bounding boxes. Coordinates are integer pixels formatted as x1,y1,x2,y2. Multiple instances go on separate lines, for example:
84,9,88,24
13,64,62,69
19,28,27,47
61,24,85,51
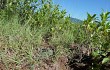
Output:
0,0,110,70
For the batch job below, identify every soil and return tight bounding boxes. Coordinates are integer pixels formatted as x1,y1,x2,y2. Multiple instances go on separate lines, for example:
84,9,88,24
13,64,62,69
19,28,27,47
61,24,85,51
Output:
0,55,70,70
0,37,110,70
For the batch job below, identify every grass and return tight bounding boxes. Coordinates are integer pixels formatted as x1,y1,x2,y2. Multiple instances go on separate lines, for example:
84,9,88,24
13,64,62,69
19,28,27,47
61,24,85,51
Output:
0,15,79,69
0,16,45,69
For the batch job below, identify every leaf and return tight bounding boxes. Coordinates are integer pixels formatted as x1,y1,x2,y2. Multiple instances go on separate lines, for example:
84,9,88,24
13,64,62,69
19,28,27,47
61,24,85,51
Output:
106,29,110,32
92,51,100,57
103,43,109,49
105,12,110,19
87,13,91,18
102,57,110,64
92,14,96,18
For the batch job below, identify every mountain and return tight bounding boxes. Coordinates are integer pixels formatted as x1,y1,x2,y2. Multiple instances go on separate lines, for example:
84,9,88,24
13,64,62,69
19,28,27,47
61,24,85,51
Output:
70,17,83,23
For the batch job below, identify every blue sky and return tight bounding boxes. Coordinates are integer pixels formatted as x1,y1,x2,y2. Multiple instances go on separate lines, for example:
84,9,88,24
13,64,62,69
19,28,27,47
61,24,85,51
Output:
53,0,110,20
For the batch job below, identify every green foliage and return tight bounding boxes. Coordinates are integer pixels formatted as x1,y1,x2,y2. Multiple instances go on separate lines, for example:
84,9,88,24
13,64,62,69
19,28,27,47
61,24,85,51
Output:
102,57,110,64
0,0,75,69
83,12,110,69
1,0,110,69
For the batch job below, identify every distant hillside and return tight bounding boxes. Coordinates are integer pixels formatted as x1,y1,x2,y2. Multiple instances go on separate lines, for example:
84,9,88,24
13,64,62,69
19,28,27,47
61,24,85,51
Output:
70,17,83,23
